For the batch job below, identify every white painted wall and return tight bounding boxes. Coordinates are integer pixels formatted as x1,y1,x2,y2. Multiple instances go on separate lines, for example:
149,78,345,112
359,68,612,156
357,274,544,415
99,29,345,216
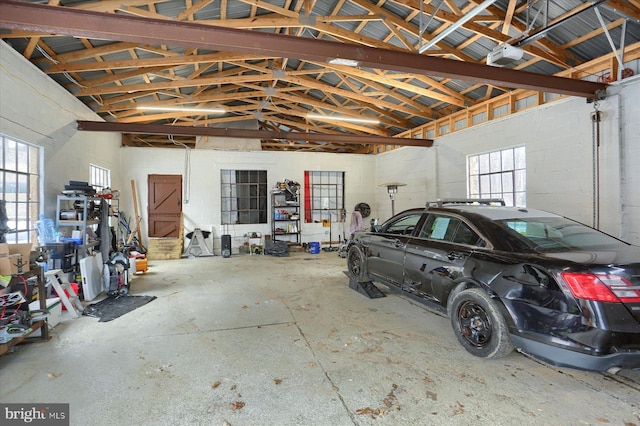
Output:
618,75,640,244
3,37,639,249
377,77,640,244
435,93,628,240
120,148,375,253
0,41,121,220
436,98,612,224
374,146,437,221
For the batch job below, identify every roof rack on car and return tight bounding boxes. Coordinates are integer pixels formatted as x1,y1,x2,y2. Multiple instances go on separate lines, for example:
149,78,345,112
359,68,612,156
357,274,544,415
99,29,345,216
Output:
426,198,506,208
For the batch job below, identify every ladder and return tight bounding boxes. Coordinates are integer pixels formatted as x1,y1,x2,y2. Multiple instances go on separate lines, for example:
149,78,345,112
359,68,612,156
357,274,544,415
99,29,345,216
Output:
184,228,213,257
44,269,84,318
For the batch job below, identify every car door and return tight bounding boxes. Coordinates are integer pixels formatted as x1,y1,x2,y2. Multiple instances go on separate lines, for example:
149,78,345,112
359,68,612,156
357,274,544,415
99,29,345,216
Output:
366,212,422,287
404,213,483,303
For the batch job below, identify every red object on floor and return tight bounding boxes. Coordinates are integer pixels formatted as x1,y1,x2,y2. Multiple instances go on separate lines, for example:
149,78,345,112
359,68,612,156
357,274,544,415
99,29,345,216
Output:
54,282,79,310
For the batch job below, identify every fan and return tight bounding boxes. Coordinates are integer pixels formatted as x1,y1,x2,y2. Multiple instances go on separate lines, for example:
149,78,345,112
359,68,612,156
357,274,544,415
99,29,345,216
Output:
355,202,371,218
278,179,300,201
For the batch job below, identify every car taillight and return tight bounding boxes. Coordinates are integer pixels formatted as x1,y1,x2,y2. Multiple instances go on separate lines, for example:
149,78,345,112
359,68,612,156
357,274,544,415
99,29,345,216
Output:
561,272,640,303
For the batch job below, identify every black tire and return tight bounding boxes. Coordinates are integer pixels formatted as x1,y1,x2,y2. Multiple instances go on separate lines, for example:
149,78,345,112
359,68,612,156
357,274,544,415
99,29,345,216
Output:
448,288,514,359
347,245,367,282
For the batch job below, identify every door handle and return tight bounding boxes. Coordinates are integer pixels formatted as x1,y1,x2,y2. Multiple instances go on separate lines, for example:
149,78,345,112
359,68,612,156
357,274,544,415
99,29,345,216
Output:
447,251,464,260
394,239,404,248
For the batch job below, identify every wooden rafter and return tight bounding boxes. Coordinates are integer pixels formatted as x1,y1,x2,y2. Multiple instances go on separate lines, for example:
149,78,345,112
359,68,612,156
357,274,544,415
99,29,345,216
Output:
0,0,635,153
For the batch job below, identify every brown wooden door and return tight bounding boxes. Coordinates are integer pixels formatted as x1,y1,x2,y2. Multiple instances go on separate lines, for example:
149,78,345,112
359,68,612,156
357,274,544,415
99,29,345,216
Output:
148,174,182,237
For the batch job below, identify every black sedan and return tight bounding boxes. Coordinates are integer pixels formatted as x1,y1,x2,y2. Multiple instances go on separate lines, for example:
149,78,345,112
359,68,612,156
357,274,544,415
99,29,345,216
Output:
346,200,640,372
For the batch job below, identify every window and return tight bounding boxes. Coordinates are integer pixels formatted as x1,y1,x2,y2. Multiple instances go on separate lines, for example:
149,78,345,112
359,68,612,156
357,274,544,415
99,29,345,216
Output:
1,135,40,244
468,146,526,207
90,164,111,191
419,214,483,246
304,171,344,223
221,170,267,224
384,213,422,235
497,217,621,252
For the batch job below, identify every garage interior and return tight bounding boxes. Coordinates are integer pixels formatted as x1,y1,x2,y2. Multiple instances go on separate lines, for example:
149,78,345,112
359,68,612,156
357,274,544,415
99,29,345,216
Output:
1,0,640,424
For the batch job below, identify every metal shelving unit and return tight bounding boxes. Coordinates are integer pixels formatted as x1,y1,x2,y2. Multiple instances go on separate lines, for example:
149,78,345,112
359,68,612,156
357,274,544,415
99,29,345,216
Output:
55,195,101,265
271,191,300,245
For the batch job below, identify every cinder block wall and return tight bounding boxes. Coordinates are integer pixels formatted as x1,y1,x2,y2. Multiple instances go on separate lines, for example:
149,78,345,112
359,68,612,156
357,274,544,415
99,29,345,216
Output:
376,76,640,244
374,147,437,221
619,76,640,243
436,97,610,223
120,148,376,252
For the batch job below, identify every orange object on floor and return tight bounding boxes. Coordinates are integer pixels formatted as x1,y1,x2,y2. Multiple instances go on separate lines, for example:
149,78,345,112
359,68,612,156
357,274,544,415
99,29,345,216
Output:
135,258,148,274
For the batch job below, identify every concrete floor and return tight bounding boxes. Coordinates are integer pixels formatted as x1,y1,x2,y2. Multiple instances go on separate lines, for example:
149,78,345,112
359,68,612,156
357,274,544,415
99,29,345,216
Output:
1,251,640,426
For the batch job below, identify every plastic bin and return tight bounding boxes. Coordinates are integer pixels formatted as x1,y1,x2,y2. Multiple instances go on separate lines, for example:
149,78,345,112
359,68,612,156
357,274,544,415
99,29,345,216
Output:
35,215,56,245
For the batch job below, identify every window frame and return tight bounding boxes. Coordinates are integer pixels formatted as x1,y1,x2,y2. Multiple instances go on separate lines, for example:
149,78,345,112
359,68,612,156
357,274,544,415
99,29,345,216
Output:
417,213,489,248
90,163,111,192
382,213,423,236
1,135,41,244
467,146,526,207
220,169,268,225
303,171,345,224
422,214,462,241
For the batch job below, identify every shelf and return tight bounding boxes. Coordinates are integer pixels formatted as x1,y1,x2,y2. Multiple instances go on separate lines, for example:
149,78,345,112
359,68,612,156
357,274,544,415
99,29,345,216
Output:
75,240,99,248
56,194,104,267
57,195,99,201
58,219,100,226
272,189,300,244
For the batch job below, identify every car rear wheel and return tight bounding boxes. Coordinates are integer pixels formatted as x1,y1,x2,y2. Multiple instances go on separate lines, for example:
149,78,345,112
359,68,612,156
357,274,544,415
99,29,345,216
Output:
448,288,514,359
347,245,367,282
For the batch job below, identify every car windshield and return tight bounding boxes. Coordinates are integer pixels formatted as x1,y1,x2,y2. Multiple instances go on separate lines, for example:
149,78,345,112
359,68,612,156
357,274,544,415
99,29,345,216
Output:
495,216,628,252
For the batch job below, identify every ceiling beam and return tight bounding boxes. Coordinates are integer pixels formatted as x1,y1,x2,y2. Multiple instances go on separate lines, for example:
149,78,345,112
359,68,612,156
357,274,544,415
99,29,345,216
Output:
0,1,606,99
45,52,272,73
76,121,433,147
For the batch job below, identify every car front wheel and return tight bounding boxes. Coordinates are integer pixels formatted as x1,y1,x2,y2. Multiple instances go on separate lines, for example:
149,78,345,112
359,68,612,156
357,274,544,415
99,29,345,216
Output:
347,245,367,282
448,288,514,359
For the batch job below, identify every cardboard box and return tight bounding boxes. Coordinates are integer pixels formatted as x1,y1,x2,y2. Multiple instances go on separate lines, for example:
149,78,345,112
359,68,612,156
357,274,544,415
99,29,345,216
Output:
0,243,33,275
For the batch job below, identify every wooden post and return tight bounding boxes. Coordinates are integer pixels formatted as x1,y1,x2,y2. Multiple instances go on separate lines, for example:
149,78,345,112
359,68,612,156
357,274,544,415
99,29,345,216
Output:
130,179,143,246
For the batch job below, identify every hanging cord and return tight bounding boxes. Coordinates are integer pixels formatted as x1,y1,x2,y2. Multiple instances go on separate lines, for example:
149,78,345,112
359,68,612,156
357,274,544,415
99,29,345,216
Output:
0,275,28,323
183,145,191,204
591,101,602,229
168,134,191,204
